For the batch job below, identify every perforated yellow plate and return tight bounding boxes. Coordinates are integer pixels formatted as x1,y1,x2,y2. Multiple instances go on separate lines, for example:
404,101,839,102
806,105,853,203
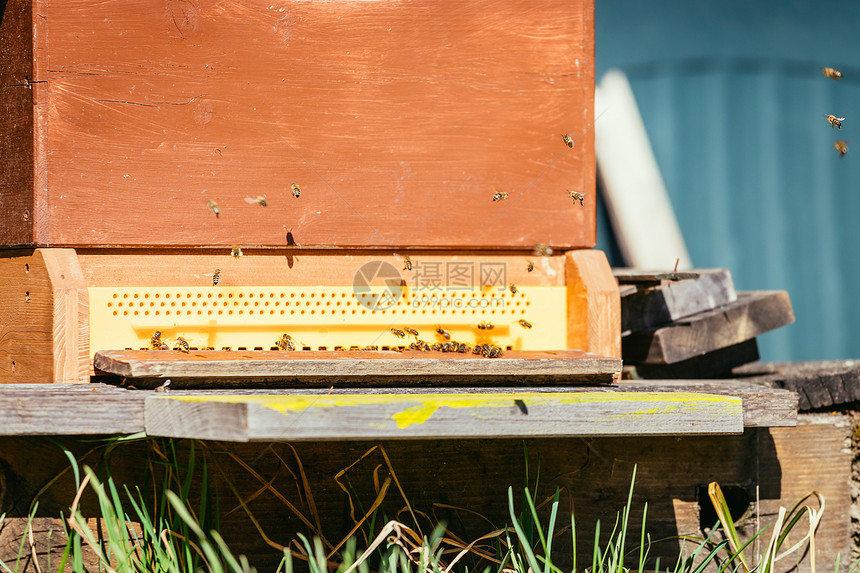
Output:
88,285,568,357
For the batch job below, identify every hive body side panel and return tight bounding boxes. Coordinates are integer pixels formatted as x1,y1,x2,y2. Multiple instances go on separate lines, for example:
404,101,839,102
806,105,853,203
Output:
565,249,621,357
40,249,90,382
37,0,594,248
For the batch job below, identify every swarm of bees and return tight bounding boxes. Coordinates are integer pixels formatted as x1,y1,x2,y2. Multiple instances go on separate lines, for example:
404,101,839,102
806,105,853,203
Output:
408,340,432,351
823,67,843,80
473,343,503,358
492,191,509,202
206,199,220,217
568,191,585,206
836,140,849,158
276,333,296,351
825,114,845,129
291,183,302,198
245,195,268,207
562,134,574,148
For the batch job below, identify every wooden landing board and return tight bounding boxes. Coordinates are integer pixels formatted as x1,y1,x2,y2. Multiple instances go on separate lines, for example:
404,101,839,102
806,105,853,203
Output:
94,349,622,388
144,391,743,441
618,268,737,334
734,359,860,411
622,291,794,365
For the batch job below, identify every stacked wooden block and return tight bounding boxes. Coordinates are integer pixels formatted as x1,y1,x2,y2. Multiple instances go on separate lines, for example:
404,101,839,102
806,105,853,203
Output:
617,269,795,378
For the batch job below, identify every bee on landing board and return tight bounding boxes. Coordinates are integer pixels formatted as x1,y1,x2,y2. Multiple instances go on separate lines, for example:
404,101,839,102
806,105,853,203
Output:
825,114,846,129
823,67,843,80
291,183,301,198
206,199,220,217
562,134,575,148
276,333,296,351
835,140,849,158
435,326,451,340
245,195,268,207
150,331,166,350
492,191,509,202
174,337,190,353
568,191,585,206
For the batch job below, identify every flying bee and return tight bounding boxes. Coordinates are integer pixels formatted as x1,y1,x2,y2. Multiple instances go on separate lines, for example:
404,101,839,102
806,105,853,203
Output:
492,191,509,202
562,134,574,148
477,321,494,330
835,140,849,158
174,337,190,353
518,319,533,329
401,255,413,271
527,260,535,272
290,183,301,198
534,243,553,257
825,114,846,129
231,246,243,258
276,333,296,351
509,284,517,294
150,331,164,350
390,328,406,338
404,327,420,338
206,199,220,217
212,269,221,286
568,191,585,206
435,326,451,340
823,67,843,80
245,195,268,207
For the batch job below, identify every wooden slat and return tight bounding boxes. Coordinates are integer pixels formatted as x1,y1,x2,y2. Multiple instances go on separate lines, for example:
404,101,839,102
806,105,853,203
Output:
144,391,744,441
622,291,794,364
619,268,737,334
627,339,760,379
94,349,622,387
613,270,701,285
566,250,621,357
734,359,860,411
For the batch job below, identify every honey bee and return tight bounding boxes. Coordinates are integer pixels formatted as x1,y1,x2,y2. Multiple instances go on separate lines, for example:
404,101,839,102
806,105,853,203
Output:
245,195,268,207
362,345,380,351
473,343,503,358
492,191,509,202
404,327,420,338
402,255,413,271
509,284,517,294
435,326,451,340
291,183,301,198
155,379,171,393
477,321,494,330
835,140,849,158
231,246,243,258
527,260,535,272
534,243,553,257
390,328,406,338
518,319,533,329
825,114,846,129
562,134,574,148
150,331,165,350
823,67,843,80
568,191,585,206
409,340,431,351
276,333,296,351
174,337,190,353
212,269,221,286
206,199,220,217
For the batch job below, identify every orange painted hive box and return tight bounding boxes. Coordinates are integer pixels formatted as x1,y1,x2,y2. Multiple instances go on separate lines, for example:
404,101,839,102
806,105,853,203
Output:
0,0,595,249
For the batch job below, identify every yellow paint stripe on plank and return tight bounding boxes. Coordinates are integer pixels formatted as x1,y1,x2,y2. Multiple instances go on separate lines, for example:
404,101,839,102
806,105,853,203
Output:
163,392,742,429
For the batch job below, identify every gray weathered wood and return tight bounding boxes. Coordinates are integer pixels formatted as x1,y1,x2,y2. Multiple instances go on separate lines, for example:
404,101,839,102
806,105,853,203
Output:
144,390,745,441
620,268,737,334
627,339,760,379
94,349,622,387
622,291,794,364
613,269,701,285
734,359,860,411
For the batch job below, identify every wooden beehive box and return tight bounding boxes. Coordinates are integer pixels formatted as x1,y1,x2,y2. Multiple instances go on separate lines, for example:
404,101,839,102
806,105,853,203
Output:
0,0,594,249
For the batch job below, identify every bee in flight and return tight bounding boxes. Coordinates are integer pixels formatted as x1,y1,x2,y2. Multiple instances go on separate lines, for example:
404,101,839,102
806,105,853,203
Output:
211,269,221,286
401,255,413,271
291,183,301,198
276,333,296,351
825,114,846,129
231,246,243,258
492,191,509,202
245,195,268,207
477,321,494,330
534,243,553,257
509,284,517,294
518,319,533,329
435,326,451,340
835,140,849,158
174,337,190,353
823,67,843,80
568,191,585,206
390,328,406,338
404,327,420,338
527,260,535,272
562,134,575,148
206,199,220,217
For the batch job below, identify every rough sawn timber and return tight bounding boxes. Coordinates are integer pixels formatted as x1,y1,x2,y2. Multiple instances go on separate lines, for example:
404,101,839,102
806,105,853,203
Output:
734,359,860,411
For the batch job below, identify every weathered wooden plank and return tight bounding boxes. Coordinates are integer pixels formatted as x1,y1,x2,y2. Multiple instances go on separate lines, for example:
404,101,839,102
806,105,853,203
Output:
734,359,860,411
613,270,700,285
619,268,737,334
144,391,744,441
94,349,622,385
622,291,794,364
627,339,760,379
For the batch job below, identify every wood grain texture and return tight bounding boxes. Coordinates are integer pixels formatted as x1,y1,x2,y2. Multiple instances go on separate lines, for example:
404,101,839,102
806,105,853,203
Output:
13,0,594,248
0,0,35,246
622,291,794,365
734,359,860,411
94,349,622,383
619,268,737,334
565,250,621,357
628,339,760,380
41,249,90,382
144,391,744,441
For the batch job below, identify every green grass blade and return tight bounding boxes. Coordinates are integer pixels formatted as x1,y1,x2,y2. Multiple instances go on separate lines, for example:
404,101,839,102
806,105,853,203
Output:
508,487,542,573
